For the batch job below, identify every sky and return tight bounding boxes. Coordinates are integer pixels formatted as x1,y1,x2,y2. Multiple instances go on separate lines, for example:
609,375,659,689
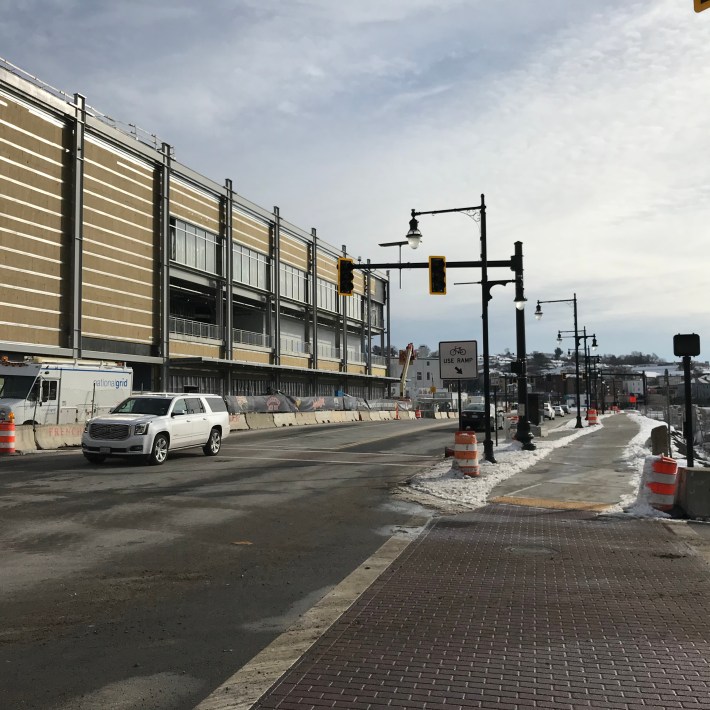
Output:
2,0,709,361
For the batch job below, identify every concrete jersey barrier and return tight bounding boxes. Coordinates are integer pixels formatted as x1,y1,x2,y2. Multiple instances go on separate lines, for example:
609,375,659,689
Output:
5,409,421,454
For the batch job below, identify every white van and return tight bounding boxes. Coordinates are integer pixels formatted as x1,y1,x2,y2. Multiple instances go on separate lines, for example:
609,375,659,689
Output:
0,358,133,425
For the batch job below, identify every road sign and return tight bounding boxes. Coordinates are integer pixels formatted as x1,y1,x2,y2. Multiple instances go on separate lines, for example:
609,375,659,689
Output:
695,0,710,12
439,340,478,379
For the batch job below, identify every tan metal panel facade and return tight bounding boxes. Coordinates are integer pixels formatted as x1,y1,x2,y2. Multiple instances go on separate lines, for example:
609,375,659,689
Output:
172,178,220,233
233,348,271,364
82,136,156,344
169,339,222,359
316,253,337,281
280,234,308,270
232,209,270,252
0,91,65,347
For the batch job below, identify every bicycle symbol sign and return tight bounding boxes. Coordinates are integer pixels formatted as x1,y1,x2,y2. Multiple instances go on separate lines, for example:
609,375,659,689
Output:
439,340,478,380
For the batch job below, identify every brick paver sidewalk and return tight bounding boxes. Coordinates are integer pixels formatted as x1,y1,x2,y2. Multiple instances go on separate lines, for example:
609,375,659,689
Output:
251,504,710,709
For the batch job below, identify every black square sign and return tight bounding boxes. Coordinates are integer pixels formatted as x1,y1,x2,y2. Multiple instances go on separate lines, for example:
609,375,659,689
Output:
673,333,700,357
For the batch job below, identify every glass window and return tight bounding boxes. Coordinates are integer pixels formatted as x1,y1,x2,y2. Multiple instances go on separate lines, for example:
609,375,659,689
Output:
279,263,308,302
172,399,188,415
233,244,269,290
317,279,337,312
170,218,218,274
186,398,205,414
205,396,227,413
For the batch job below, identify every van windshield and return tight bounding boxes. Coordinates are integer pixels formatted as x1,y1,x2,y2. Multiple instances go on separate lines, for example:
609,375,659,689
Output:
113,397,172,416
0,375,36,400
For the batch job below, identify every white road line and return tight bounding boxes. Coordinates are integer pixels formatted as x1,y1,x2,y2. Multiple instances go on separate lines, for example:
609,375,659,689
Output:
217,454,421,467
233,446,438,458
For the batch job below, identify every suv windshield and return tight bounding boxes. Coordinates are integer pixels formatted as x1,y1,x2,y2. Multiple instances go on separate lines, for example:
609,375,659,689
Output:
113,397,171,416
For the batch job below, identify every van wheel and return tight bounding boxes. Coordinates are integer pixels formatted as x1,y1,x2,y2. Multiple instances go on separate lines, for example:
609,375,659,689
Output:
84,453,106,464
148,434,169,465
203,428,221,456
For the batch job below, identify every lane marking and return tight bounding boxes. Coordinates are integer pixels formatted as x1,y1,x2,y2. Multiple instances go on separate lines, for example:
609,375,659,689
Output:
491,496,611,511
217,454,427,467
232,445,439,458
193,531,419,710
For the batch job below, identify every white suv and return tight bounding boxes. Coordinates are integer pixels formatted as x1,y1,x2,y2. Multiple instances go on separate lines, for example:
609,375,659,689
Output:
82,393,230,465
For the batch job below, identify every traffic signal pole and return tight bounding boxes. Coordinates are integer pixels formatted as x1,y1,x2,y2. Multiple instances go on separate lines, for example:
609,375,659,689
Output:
354,241,535,461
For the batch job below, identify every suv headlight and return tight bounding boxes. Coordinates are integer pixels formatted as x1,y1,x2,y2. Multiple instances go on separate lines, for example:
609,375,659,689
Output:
134,423,149,435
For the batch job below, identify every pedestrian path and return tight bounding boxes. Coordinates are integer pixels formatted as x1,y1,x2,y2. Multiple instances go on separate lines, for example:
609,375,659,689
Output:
196,414,710,710
491,413,640,510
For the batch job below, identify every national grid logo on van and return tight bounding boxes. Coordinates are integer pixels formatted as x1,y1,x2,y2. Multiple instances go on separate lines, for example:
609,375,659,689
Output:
93,378,130,390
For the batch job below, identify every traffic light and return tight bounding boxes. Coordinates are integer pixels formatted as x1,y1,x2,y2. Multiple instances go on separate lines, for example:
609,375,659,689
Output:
428,256,446,295
337,257,355,296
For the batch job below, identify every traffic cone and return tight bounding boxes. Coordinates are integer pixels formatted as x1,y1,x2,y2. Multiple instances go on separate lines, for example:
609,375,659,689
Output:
415,407,422,419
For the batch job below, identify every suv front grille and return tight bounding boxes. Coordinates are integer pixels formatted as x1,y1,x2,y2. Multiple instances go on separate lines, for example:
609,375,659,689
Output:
89,423,130,440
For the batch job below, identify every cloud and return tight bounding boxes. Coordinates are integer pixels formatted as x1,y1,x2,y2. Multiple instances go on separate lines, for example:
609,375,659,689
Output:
1,0,709,359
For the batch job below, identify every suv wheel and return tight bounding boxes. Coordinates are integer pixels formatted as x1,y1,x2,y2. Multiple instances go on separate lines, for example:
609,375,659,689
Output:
148,433,169,465
203,428,221,456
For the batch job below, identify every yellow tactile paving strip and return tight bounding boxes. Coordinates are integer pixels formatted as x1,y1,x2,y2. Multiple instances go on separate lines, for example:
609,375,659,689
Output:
490,496,611,512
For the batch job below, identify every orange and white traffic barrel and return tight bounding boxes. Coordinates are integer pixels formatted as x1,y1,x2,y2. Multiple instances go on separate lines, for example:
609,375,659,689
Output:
454,431,480,477
0,417,16,455
415,408,422,419
645,455,678,511
587,408,599,425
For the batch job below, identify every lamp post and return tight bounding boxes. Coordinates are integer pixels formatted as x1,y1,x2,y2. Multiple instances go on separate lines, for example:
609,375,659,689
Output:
580,329,597,412
555,325,597,422
406,196,534,460
534,295,583,428
590,355,602,409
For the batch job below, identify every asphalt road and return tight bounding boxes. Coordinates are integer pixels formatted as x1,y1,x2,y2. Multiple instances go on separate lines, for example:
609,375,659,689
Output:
0,418,454,710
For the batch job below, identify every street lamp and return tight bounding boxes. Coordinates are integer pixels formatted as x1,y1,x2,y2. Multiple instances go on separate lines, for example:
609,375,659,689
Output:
558,326,598,416
534,295,583,428
407,196,535,461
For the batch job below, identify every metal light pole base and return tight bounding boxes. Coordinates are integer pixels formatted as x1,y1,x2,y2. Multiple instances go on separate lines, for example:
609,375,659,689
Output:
483,438,496,463
515,423,537,451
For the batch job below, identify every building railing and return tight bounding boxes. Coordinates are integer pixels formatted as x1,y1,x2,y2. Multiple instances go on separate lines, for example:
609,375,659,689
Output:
317,343,341,360
347,349,366,364
170,316,221,340
234,328,271,348
169,318,380,367
281,337,311,355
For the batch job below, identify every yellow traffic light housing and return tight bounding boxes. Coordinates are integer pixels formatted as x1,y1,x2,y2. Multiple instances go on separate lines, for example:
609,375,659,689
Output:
428,256,446,295
337,257,355,296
